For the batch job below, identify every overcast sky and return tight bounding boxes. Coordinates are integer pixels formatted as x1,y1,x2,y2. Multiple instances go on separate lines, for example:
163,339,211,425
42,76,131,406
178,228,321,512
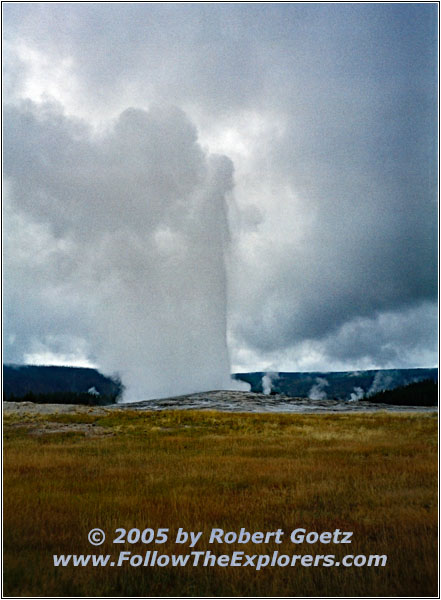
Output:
3,3,438,392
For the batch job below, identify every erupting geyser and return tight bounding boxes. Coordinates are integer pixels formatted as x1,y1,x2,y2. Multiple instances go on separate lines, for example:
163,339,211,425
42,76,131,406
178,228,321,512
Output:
4,102,243,400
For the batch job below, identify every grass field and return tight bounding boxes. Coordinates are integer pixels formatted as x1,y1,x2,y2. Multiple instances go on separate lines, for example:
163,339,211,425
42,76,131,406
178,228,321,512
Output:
3,408,438,597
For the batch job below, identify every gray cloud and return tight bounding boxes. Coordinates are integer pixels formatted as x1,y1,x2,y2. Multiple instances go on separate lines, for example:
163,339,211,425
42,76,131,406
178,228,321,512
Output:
3,4,437,390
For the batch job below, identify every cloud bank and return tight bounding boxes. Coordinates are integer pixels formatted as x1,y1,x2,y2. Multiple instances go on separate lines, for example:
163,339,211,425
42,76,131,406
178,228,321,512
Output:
3,4,438,398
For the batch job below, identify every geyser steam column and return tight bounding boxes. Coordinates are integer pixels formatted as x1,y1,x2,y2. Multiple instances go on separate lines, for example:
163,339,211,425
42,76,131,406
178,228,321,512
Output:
4,101,239,401
92,106,236,401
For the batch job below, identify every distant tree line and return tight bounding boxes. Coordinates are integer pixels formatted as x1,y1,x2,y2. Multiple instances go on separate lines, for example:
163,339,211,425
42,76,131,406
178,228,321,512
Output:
233,368,438,400
5,391,117,406
365,379,438,407
3,365,124,404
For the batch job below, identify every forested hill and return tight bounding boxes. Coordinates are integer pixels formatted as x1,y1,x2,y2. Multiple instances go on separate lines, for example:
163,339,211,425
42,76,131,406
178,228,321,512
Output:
3,365,438,406
233,368,438,401
3,365,123,404
366,379,437,406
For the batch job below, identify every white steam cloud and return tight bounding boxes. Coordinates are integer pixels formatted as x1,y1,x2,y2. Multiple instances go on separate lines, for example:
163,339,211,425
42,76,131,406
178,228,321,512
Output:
367,371,396,397
349,387,364,402
308,377,329,401
4,101,241,401
261,372,278,395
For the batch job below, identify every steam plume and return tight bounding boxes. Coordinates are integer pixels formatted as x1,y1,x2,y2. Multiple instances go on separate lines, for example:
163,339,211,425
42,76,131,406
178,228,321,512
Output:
349,387,364,402
262,372,278,395
308,377,329,400
4,102,241,400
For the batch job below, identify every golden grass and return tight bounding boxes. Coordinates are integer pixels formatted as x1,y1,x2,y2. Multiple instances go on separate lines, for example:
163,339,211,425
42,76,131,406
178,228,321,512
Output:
3,409,438,597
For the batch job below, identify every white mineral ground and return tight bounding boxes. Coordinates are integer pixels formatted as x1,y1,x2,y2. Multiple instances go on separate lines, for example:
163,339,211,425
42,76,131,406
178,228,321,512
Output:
3,390,437,415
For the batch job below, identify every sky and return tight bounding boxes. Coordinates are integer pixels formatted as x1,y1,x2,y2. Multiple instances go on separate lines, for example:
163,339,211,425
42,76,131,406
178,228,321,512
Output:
3,3,438,398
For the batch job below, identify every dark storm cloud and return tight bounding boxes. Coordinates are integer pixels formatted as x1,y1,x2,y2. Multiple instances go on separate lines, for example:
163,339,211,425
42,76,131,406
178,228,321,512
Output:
3,3,438,378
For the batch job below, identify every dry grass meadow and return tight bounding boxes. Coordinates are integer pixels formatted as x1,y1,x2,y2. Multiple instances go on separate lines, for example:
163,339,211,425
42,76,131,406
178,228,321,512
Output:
3,408,438,597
